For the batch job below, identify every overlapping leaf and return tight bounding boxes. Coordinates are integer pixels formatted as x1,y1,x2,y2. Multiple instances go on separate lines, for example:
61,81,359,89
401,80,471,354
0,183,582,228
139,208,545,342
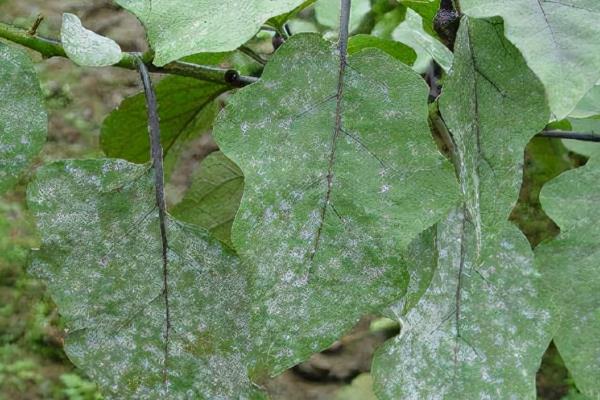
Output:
114,0,305,66
0,43,47,194
535,154,600,398
461,0,600,119
373,17,553,399
27,159,263,399
214,32,459,373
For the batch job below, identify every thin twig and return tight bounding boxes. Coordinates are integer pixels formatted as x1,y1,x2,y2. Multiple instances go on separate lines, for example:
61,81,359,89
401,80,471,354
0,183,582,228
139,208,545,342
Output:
136,57,171,388
537,130,600,142
27,14,44,36
0,21,258,87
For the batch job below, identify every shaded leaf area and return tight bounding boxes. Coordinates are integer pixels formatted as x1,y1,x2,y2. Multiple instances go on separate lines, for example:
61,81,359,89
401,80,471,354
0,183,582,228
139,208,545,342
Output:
27,160,264,400
347,34,416,65
214,33,458,375
114,0,304,65
0,43,47,194
100,76,226,164
535,152,600,398
171,151,243,247
461,0,600,119
373,17,552,399
61,13,122,67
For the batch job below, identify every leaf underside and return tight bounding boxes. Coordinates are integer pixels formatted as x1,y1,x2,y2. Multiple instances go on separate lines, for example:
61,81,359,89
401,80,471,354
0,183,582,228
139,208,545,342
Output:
373,17,553,399
214,32,459,374
0,42,47,194
114,0,306,65
462,0,600,119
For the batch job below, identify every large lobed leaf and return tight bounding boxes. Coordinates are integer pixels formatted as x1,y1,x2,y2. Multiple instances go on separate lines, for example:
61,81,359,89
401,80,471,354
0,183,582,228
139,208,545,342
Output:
114,0,305,66
214,32,459,374
461,0,600,120
0,43,47,194
373,17,553,399
535,154,600,398
27,159,263,399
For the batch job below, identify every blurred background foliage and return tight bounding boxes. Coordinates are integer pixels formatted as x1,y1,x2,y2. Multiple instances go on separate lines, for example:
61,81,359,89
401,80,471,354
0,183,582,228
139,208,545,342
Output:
0,0,591,399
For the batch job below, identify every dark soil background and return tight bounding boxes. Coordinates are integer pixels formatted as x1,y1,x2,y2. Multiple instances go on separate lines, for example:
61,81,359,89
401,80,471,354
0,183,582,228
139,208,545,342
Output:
0,1,584,399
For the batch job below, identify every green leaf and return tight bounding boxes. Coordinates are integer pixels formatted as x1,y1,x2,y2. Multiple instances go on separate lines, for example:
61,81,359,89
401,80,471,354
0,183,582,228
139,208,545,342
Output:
27,159,264,399
171,152,244,247
373,17,552,399
61,13,123,67
461,0,600,120
213,33,459,373
114,0,305,66
0,43,47,194
392,8,453,72
535,156,600,398
100,76,226,164
315,0,371,32
348,34,417,65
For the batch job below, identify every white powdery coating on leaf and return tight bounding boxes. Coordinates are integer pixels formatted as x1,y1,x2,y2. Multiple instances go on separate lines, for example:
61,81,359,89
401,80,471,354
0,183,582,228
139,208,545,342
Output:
28,159,260,399
61,13,122,67
213,33,459,374
0,43,46,194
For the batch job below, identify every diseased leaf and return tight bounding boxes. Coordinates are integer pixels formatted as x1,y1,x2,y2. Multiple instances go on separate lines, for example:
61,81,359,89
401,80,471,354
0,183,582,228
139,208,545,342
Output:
348,34,417,65
315,0,371,32
100,76,226,164
392,8,453,72
0,43,47,194
171,151,243,247
27,159,263,399
461,0,600,119
535,155,600,398
373,17,552,399
61,13,123,67
114,0,305,66
213,33,459,374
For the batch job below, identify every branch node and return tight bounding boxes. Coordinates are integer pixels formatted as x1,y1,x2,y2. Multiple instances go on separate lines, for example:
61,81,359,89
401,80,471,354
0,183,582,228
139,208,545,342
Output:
27,14,44,36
